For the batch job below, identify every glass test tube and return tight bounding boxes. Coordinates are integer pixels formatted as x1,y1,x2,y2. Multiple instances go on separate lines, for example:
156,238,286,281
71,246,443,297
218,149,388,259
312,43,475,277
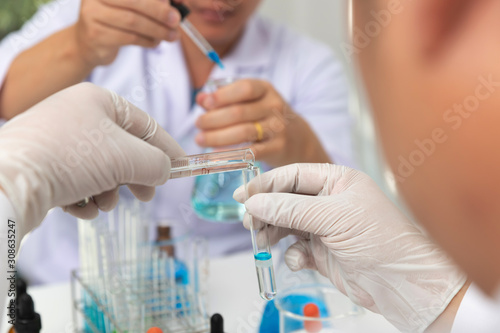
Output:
77,149,255,207
243,166,277,301
169,149,254,179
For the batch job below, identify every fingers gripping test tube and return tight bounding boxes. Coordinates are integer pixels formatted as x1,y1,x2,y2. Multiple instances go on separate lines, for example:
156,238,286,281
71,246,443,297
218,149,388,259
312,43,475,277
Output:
243,166,277,301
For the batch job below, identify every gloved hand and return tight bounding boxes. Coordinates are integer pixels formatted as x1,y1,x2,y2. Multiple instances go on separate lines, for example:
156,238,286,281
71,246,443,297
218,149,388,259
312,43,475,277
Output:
234,163,466,332
0,83,184,237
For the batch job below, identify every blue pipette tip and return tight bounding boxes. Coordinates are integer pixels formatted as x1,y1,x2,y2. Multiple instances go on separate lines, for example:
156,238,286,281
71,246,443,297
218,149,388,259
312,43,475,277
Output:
207,50,224,69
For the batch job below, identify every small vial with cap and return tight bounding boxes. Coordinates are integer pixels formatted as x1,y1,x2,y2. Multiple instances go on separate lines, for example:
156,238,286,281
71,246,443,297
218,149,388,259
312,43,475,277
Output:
147,327,163,333
210,313,224,333
303,303,322,333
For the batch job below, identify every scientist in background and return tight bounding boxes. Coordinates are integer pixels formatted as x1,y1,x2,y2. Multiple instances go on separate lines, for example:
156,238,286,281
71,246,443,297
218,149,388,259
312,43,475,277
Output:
0,0,352,284
235,0,500,332
0,83,184,315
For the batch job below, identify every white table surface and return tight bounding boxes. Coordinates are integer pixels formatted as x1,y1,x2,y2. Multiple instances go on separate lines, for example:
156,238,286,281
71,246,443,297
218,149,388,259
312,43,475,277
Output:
1,250,398,333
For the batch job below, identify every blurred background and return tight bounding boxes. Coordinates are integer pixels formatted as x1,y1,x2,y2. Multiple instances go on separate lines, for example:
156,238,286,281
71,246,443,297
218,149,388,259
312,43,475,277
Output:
0,0,51,40
0,0,392,196
259,0,393,197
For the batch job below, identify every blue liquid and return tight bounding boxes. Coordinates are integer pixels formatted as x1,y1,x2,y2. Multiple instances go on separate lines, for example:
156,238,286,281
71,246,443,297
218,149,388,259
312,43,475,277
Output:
207,51,224,69
254,251,277,301
191,169,245,222
254,252,272,261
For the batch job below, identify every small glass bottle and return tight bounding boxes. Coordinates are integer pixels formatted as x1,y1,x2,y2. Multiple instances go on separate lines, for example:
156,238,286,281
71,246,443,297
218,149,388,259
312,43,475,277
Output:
9,293,42,333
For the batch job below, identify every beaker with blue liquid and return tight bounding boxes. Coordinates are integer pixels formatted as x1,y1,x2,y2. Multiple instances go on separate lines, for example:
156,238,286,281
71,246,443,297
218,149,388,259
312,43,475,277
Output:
191,77,256,222
191,167,247,221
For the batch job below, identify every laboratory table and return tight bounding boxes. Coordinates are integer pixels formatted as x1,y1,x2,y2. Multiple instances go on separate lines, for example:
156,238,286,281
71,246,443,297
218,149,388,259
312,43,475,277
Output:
1,250,398,333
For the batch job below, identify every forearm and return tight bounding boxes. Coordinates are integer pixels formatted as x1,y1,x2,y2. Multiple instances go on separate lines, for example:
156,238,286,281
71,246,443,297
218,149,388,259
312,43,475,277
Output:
0,25,94,119
291,115,332,165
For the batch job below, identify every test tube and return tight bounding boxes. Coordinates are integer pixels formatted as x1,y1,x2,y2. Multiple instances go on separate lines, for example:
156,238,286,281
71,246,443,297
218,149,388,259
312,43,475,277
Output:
243,166,277,301
169,149,254,179
77,149,255,207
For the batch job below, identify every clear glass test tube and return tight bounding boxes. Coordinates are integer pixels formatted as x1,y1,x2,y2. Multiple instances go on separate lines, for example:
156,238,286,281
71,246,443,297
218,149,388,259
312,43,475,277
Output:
76,149,255,207
169,149,255,179
243,166,277,301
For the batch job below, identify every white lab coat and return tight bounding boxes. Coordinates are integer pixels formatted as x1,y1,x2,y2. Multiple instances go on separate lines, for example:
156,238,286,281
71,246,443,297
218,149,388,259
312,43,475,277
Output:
0,0,353,284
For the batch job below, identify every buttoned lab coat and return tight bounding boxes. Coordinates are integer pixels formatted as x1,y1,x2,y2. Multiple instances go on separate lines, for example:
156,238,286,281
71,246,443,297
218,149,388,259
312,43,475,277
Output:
0,0,353,284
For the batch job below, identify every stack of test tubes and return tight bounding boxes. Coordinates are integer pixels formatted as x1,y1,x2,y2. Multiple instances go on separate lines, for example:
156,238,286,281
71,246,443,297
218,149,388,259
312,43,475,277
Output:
71,195,210,333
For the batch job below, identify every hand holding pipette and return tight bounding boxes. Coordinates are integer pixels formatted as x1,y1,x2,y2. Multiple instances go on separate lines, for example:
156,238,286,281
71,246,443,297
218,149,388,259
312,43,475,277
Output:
73,0,181,68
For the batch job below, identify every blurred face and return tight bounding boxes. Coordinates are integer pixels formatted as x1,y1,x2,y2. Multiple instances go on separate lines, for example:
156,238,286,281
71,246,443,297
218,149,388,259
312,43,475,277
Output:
353,0,500,293
183,0,262,47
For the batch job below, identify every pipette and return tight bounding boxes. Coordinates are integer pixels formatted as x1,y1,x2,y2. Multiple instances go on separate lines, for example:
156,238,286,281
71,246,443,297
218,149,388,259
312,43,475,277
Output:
76,149,254,207
243,166,277,301
170,1,224,69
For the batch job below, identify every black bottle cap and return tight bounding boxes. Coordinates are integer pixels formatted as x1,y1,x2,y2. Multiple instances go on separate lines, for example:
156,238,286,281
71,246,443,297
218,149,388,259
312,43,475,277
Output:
210,313,224,333
16,277,27,302
169,0,190,20
15,294,42,333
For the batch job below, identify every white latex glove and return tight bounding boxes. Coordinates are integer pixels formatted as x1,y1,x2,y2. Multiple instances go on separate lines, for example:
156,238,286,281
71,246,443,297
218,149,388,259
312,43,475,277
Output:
234,163,467,332
0,82,184,238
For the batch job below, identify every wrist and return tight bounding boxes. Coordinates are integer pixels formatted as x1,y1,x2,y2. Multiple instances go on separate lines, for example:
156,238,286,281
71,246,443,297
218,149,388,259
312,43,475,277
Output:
293,115,331,164
0,154,48,231
0,183,18,225
67,24,99,71
425,280,471,333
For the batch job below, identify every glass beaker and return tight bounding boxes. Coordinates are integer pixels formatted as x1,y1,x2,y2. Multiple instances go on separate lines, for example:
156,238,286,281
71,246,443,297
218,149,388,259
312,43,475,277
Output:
191,77,253,222
275,284,364,333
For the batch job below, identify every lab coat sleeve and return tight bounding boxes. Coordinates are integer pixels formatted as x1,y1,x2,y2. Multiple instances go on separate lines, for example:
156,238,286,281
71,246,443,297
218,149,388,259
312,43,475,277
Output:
0,191,19,322
290,43,354,168
451,283,500,332
0,0,81,91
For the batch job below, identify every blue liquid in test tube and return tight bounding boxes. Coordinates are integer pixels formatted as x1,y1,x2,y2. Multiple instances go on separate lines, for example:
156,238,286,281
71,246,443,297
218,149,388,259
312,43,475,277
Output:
243,166,277,301
255,252,276,300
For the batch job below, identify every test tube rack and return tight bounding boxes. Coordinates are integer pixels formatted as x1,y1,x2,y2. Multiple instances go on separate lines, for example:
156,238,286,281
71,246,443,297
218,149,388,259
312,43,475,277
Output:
71,195,210,333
